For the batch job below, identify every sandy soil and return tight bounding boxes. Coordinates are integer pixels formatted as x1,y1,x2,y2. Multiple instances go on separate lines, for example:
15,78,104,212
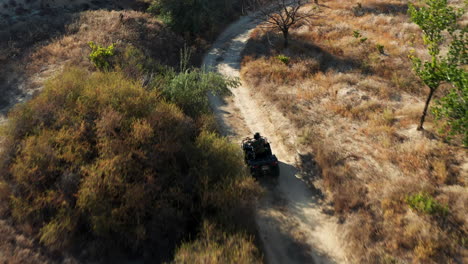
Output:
203,14,348,264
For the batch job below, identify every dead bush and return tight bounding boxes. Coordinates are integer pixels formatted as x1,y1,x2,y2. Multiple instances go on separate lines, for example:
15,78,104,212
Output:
1,68,261,261
172,221,261,264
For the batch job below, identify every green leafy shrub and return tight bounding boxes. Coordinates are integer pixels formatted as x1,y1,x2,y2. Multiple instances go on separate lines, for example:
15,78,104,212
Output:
88,41,116,71
353,30,362,38
163,69,239,117
432,80,468,145
406,192,449,216
276,54,290,65
376,44,385,54
353,30,368,43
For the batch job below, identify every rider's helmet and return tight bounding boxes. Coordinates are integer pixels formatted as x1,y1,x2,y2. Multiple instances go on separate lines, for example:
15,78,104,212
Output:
254,132,261,140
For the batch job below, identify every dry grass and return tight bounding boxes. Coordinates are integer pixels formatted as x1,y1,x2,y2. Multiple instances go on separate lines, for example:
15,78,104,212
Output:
0,1,153,102
0,219,77,264
172,221,261,264
28,10,183,74
0,181,10,217
241,0,467,262
0,8,184,123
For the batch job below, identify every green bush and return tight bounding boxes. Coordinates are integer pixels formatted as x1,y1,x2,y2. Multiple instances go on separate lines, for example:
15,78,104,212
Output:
353,30,362,38
0,67,259,259
432,80,468,145
276,54,290,65
406,192,449,216
353,30,368,43
162,69,239,117
88,41,116,71
376,44,385,54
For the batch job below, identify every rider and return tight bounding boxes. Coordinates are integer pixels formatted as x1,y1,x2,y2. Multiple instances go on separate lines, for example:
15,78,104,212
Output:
251,132,266,158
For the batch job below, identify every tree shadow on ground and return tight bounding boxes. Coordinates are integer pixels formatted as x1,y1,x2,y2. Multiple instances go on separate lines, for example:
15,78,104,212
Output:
353,2,409,16
242,31,365,74
0,9,75,117
255,161,338,263
296,153,325,198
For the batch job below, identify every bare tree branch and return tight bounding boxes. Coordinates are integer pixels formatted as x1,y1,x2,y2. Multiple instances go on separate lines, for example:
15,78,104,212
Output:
249,0,314,48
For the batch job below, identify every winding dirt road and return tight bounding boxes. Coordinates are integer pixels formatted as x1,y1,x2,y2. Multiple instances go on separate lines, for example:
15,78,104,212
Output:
203,14,348,264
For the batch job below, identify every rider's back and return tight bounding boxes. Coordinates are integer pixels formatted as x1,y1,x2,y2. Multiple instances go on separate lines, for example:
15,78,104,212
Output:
252,138,266,155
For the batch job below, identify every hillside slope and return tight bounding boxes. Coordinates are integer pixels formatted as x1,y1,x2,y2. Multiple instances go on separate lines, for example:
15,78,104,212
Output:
0,7,182,124
240,0,467,263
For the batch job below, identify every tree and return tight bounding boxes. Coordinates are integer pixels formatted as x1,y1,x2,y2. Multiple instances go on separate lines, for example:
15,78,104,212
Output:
148,0,243,38
251,0,313,48
432,27,467,145
408,0,463,131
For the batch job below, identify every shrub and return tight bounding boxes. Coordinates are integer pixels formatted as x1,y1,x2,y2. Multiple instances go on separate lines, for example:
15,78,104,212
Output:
0,67,259,260
116,44,155,78
376,44,385,54
352,2,364,16
353,30,362,39
353,29,368,43
88,41,116,71
381,108,396,126
406,192,449,216
172,221,261,264
276,54,290,65
0,181,10,216
193,131,261,218
162,69,239,117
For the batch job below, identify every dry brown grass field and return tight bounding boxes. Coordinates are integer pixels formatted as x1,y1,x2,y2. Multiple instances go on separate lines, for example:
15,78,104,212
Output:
241,0,467,263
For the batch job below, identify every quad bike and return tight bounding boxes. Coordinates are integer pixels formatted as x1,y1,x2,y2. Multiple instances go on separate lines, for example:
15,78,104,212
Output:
241,137,280,178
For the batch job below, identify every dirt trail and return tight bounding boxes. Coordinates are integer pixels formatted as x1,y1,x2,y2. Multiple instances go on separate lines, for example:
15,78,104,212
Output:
203,14,348,264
